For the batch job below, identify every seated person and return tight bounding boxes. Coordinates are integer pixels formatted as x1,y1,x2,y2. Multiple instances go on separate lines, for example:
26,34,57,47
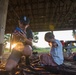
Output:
39,32,64,66
64,52,76,61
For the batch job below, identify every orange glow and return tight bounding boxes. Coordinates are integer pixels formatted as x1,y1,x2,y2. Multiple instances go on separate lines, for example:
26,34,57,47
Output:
12,42,24,51
6,42,24,51
12,43,17,49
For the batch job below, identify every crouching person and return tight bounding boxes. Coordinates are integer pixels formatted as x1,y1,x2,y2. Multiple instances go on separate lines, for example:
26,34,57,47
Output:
5,16,33,71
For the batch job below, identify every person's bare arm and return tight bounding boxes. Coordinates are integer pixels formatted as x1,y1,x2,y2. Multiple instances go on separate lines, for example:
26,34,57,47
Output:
24,38,33,46
18,31,33,46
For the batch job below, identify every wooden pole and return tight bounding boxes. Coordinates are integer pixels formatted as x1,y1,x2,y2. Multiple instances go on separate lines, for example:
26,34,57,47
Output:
73,29,76,40
0,0,9,57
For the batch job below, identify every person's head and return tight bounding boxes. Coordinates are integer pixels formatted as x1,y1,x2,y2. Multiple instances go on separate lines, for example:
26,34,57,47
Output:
44,32,55,43
18,16,30,30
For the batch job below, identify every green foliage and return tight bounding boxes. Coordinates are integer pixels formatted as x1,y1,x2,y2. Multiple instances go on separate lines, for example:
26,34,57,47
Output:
33,47,50,53
33,32,38,35
33,32,39,43
4,34,11,45
72,48,76,52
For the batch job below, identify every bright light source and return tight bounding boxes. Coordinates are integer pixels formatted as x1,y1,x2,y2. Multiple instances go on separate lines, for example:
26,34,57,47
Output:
6,42,10,49
11,44,17,49
12,42,24,51
6,42,17,49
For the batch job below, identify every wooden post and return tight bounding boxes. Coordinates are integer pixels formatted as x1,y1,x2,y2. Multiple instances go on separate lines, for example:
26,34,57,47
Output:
73,29,76,40
0,0,9,57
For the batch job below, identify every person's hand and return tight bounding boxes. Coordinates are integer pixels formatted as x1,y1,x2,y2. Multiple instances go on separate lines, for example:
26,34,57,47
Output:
48,42,58,47
13,30,21,36
18,31,27,39
48,43,52,47
13,30,27,39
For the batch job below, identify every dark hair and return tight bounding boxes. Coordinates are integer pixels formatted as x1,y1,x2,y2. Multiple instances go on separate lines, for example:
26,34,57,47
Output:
44,32,54,41
19,16,30,26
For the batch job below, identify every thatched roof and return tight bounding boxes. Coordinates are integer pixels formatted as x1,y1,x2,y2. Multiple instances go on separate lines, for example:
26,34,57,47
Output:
6,0,76,33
